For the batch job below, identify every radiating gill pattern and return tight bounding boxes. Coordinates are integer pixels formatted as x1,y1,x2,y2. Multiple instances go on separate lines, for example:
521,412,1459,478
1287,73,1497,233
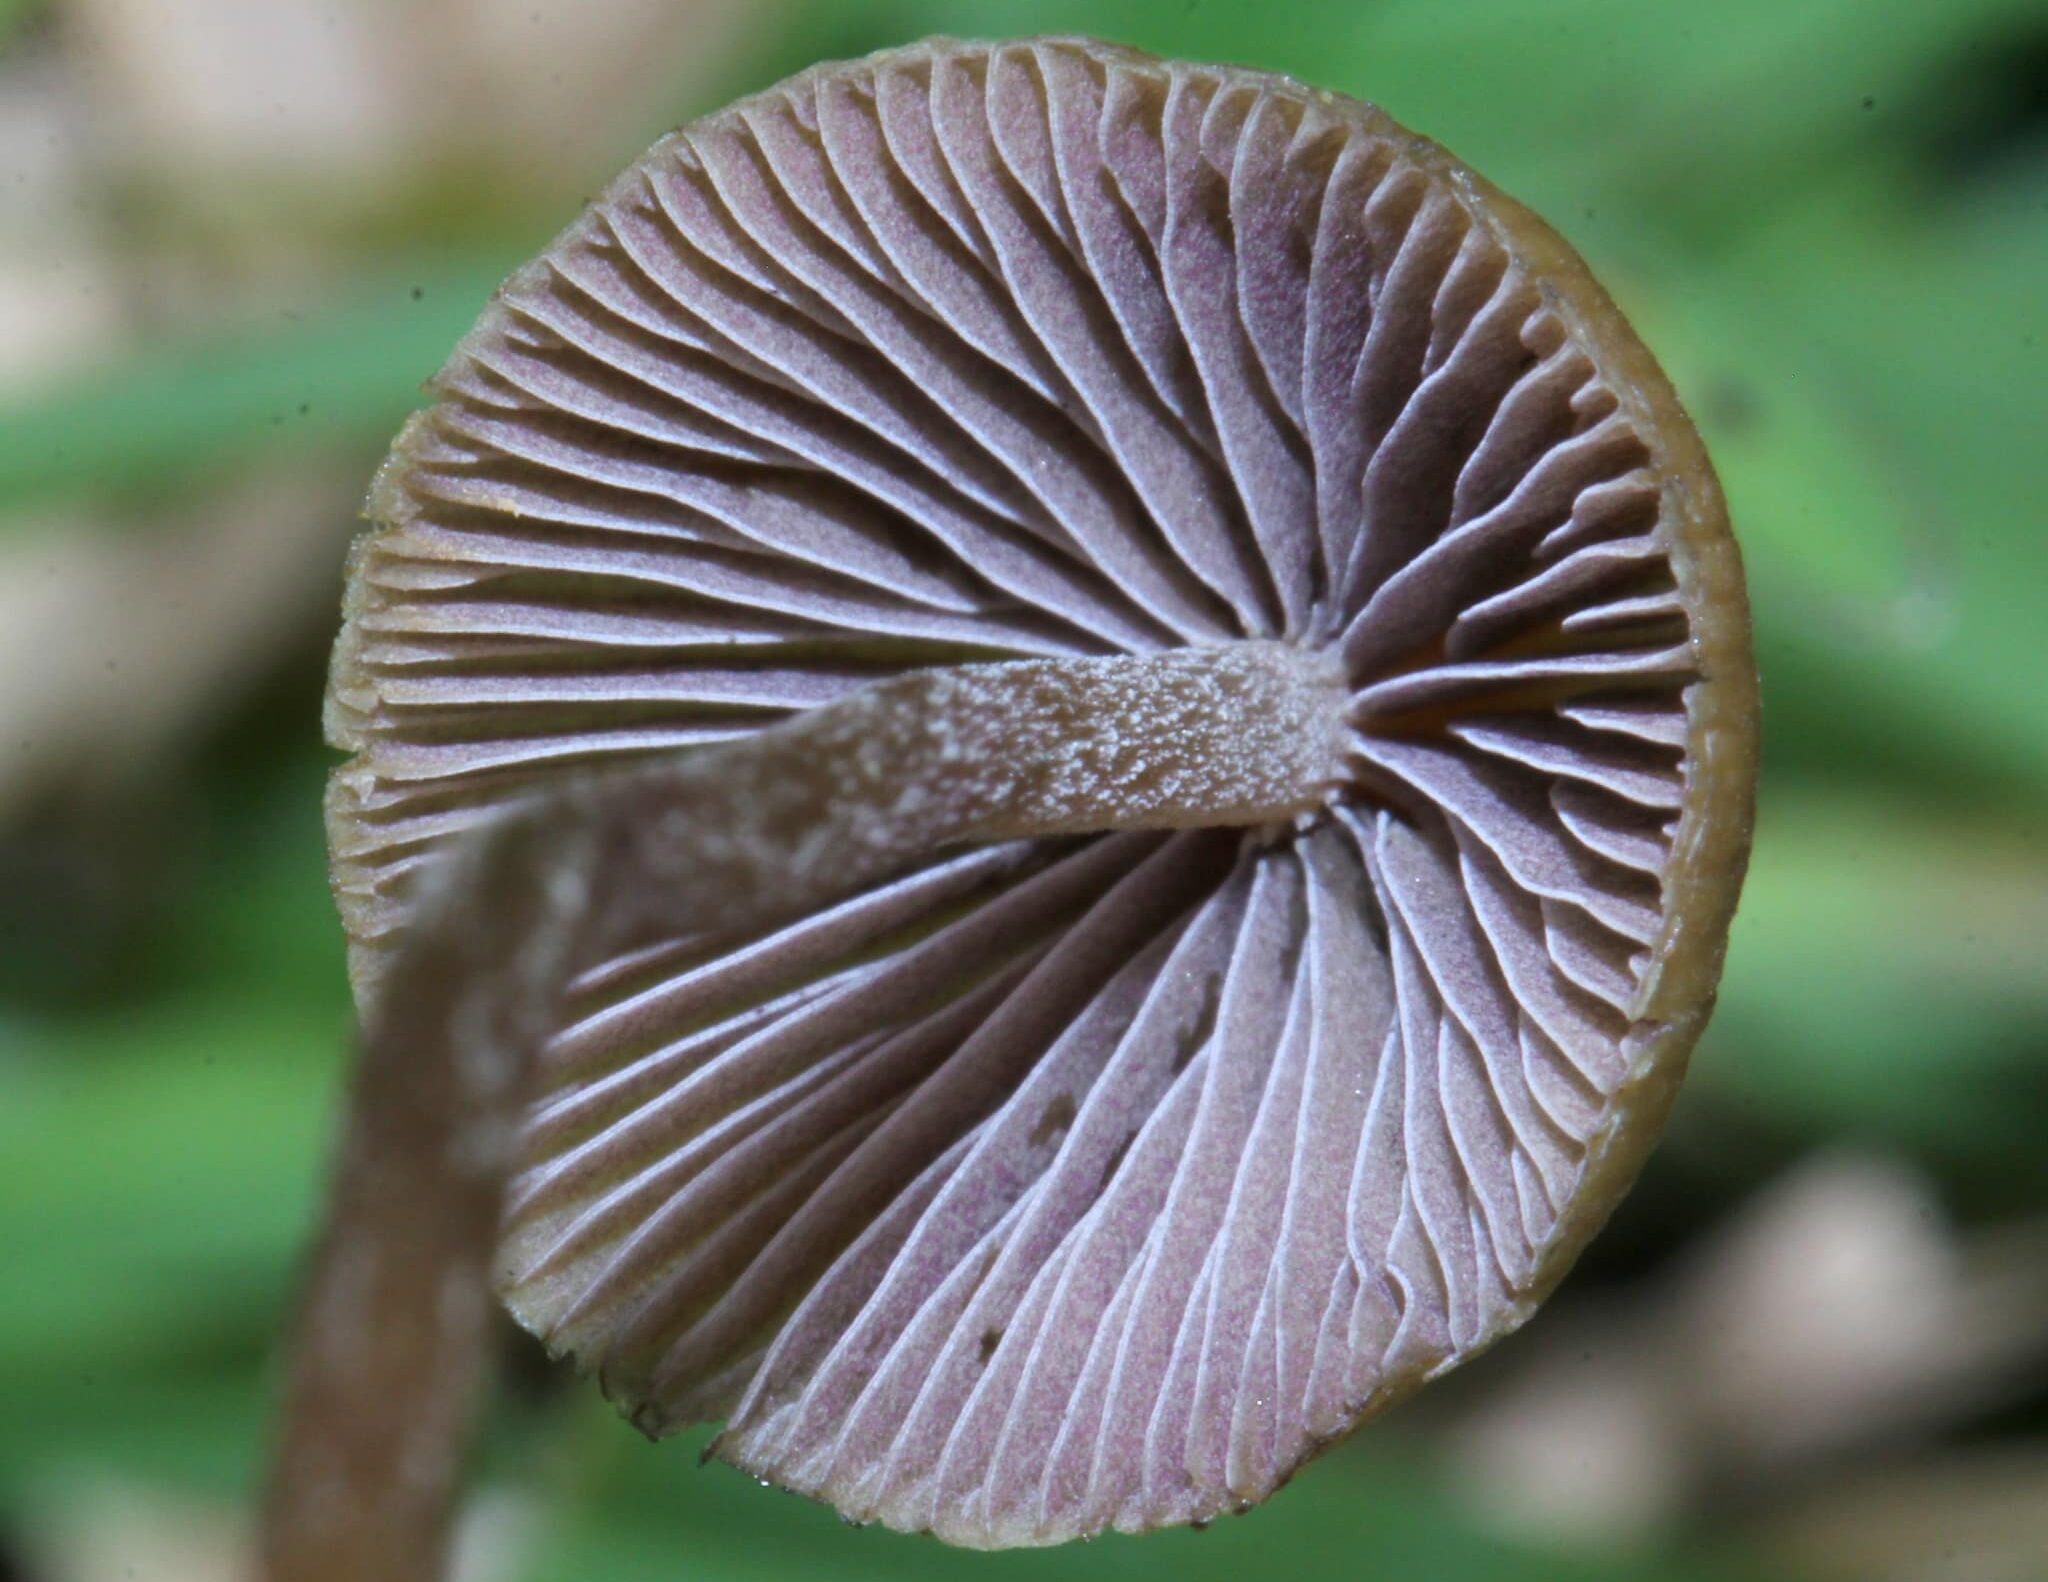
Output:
325,38,1706,1545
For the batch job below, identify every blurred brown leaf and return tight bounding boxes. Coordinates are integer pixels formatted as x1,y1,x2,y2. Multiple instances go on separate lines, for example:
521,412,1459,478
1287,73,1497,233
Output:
1436,1155,2048,1548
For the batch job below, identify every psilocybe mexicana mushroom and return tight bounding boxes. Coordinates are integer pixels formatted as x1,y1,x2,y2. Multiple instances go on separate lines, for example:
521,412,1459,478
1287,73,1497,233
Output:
265,33,1757,1577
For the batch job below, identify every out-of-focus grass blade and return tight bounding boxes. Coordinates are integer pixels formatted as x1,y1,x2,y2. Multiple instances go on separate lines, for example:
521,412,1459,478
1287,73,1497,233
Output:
1701,783,2048,1168
0,751,347,1445
1642,162,2048,795
0,1004,343,1378
0,252,514,518
1325,0,2040,236
3,1370,270,1494
869,0,2034,225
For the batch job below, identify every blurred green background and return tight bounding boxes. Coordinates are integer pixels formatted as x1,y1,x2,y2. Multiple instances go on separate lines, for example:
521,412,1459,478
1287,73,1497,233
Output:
1,1,2043,1578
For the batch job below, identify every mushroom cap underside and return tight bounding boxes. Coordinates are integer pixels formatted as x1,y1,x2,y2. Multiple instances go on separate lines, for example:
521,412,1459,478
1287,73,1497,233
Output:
324,35,1757,1547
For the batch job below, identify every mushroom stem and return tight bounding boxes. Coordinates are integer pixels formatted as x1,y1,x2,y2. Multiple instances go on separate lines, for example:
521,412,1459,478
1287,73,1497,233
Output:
260,638,1349,1582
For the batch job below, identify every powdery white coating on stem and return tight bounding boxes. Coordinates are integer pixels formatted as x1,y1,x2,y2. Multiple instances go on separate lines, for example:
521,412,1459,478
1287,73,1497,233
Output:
596,642,1346,949
423,640,1349,983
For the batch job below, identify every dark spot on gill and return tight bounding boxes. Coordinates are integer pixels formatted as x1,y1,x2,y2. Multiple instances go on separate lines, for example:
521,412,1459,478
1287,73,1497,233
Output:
1304,525,1329,613
1359,871,1390,954
978,1327,1004,1365
961,1243,1002,1307
1171,970,1223,1074
1098,1128,1137,1193
1277,865,1310,982
1030,1091,1077,1148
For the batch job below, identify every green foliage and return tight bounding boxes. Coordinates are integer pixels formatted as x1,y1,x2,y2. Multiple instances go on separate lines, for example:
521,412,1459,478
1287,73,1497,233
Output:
0,255,510,516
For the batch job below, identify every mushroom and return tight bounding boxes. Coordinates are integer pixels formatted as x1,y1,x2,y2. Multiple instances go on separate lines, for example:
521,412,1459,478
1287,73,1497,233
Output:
263,33,1757,1579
